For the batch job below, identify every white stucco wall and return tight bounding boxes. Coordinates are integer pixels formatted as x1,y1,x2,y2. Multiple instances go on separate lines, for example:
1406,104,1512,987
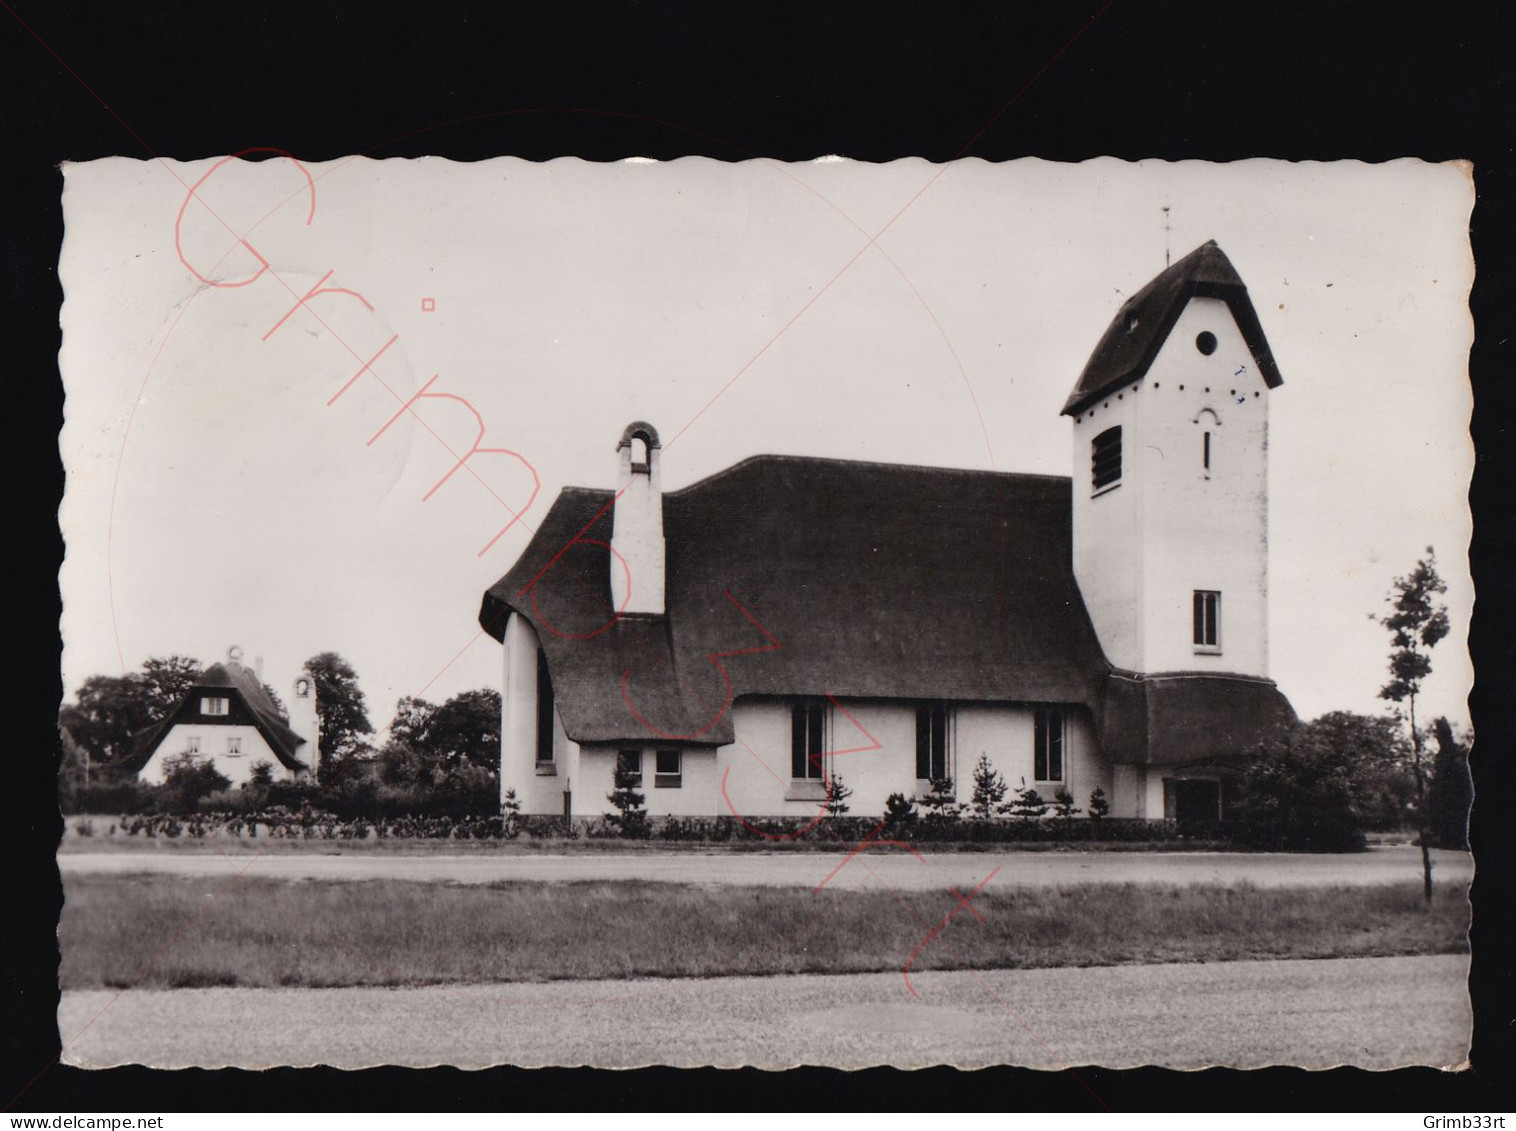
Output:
717,698,1108,821
954,703,1106,807
138,723,295,786
1071,295,1271,679
577,744,719,818
500,612,579,815
1110,763,1148,819
1071,377,1145,672
1137,297,1270,677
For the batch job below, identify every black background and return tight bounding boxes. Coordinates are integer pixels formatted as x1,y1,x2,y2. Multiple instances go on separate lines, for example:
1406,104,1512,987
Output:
6,0,1512,1113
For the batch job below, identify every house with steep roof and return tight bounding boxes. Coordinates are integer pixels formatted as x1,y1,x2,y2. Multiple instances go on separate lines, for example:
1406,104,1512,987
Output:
479,241,1297,824
127,647,319,785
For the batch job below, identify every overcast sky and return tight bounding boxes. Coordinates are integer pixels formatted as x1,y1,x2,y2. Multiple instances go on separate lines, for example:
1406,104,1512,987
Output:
59,156,1474,737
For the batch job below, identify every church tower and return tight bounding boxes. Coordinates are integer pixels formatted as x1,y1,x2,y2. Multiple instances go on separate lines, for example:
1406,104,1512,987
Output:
1064,242,1295,819
1064,240,1284,679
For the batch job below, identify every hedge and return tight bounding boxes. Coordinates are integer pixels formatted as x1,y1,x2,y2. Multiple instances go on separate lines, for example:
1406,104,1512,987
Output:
71,808,1226,846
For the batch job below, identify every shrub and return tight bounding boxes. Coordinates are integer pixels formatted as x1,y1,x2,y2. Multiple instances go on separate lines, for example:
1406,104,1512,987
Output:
1233,717,1374,852
162,753,233,813
248,760,275,787
883,792,917,825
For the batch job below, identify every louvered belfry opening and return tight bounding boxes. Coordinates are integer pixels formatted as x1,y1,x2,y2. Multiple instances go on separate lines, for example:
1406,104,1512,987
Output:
1091,425,1122,491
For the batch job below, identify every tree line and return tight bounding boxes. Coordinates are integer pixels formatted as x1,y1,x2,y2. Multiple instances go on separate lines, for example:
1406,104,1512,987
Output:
58,650,502,816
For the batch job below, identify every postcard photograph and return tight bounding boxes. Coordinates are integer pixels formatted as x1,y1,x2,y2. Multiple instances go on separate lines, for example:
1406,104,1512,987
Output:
55,154,1475,1071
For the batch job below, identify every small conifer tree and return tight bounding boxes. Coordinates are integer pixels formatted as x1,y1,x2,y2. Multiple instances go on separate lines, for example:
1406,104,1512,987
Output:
606,752,649,838
1052,785,1081,821
919,777,964,822
501,786,523,839
969,754,1008,819
1005,779,1050,821
823,772,853,817
1087,786,1111,820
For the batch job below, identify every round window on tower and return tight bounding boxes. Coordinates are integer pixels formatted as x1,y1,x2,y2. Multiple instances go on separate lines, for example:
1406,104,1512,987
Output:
1195,331,1218,355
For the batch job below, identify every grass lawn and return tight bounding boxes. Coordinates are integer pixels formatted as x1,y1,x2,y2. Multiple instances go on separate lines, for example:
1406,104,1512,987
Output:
59,874,1469,990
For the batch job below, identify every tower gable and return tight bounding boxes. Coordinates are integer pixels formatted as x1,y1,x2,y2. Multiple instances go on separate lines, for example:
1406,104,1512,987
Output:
1061,240,1284,418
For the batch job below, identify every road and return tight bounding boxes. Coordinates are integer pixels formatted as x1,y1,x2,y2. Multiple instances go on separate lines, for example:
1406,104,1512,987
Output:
57,844,1473,891
57,954,1470,1071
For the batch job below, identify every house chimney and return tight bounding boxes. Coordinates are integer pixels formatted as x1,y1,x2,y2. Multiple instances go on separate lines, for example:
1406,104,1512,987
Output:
254,655,265,680
610,421,665,616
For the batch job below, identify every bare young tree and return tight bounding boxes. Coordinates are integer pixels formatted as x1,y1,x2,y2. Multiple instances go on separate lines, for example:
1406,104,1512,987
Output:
1376,547,1450,903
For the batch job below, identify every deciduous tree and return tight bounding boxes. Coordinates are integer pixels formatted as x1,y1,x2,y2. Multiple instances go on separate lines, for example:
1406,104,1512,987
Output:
1376,549,1449,901
139,656,204,722
304,652,375,773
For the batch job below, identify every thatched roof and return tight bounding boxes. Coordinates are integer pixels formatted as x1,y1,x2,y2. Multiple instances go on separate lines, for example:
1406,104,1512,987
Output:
1100,670,1297,767
1061,240,1284,418
124,661,310,773
481,455,1113,746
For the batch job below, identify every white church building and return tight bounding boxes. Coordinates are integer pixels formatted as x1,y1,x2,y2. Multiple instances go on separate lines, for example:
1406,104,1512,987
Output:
479,241,1297,824
129,647,318,785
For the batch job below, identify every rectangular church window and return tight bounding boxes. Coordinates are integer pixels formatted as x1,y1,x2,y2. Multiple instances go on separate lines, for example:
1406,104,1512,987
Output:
791,703,825,780
654,748,682,788
916,703,949,781
1035,707,1064,782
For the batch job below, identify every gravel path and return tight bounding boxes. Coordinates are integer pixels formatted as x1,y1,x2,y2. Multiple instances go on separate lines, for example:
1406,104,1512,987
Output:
57,954,1470,1072
57,844,1472,891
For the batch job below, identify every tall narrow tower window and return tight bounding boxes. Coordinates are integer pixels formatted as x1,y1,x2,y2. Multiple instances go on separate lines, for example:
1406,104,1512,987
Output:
1203,430,1212,474
535,648,556,764
1193,590,1222,652
1091,426,1122,493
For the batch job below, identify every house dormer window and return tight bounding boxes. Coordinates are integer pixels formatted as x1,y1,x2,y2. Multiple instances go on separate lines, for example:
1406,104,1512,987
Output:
1091,426,1122,494
202,696,229,716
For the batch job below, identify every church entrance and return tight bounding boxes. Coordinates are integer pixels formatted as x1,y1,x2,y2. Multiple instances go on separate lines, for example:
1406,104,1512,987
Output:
1163,777,1222,827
